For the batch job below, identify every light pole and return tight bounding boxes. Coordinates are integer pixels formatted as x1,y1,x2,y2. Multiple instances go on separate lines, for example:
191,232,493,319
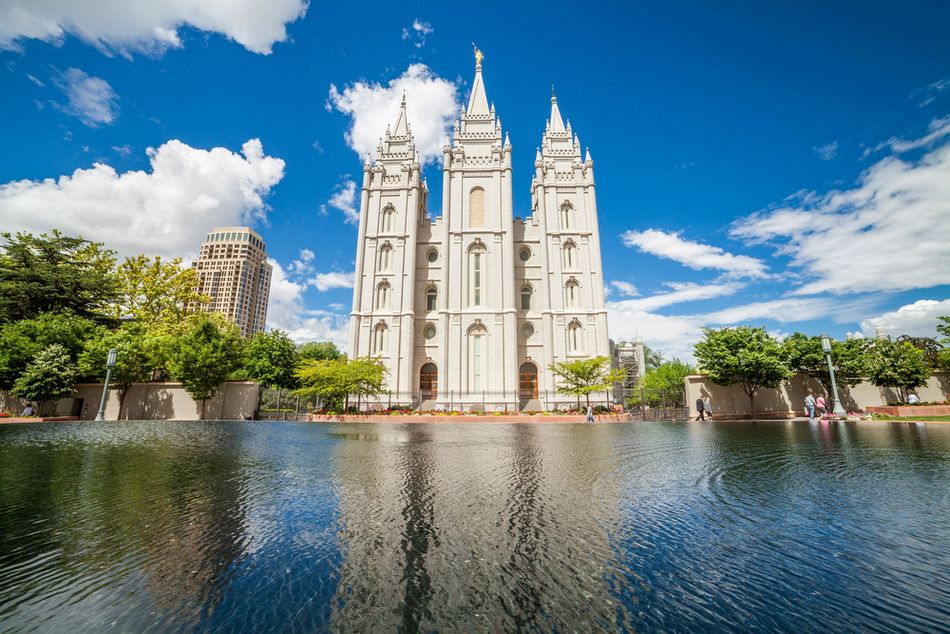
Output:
820,335,847,417
94,348,117,421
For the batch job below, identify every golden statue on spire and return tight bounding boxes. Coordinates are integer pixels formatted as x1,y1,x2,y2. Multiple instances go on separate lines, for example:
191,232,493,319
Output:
472,42,484,66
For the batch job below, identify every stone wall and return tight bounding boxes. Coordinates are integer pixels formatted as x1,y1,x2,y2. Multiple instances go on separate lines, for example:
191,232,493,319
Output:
1,381,260,420
684,373,950,419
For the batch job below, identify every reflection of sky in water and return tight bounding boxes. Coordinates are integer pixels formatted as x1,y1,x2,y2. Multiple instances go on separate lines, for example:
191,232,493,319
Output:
0,420,948,632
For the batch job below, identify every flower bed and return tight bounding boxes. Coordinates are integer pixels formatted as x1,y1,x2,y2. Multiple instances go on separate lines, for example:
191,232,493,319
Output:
867,405,950,417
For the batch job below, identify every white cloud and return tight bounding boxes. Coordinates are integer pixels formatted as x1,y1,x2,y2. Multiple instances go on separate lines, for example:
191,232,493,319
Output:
327,178,358,224
0,138,284,259
327,63,459,165
610,281,743,313
620,228,769,278
111,144,131,157
0,0,308,56
52,68,118,127
266,259,349,348
863,115,950,157
915,77,950,107
26,73,43,86
859,299,950,339
309,271,354,292
609,280,639,297
401,18,433,47
813,140,838,160
731,129,950,295
289,248,315,275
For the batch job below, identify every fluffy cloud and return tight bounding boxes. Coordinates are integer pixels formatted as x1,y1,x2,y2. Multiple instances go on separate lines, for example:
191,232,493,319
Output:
620,229,769,278
609,280,639,297
401,19,433,48
864,115,950,156
858,299,950,339
0,139,284,259
326,179,359,224
610,281,743,313
0,0,307,55
52,68,118,127
309,271,354,292
328,64,459,165
266,259,349,348
731,130,950,295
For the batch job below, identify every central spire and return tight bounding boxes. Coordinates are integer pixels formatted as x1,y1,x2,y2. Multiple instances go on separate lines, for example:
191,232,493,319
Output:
467,43,490,115
549,87,565,133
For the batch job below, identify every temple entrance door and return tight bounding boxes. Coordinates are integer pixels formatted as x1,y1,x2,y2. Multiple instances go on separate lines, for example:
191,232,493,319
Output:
519,362,539,402
420,363,438,401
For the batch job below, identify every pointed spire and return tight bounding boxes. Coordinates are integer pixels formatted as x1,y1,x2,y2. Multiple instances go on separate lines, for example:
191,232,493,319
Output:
585,147,592,163
535,147,541,161
392,92,409,136
549,89,565,133
467,46,490,115
504,132,510,147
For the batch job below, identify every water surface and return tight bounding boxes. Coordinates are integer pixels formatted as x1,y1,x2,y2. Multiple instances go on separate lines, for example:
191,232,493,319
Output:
0,420,947,632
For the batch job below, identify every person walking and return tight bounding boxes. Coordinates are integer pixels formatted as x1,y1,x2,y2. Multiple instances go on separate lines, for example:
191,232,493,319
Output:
816,395,827,417
804,392,816,420
586,405,595,423
908,393,920,405
703,396,712,421
696,396,706,421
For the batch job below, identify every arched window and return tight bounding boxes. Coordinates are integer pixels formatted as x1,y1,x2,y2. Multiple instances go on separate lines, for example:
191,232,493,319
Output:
468,325,487,392
469,187,485,228
520,285,532,310
561,203,573,230
378,244,392,272
426,286,437,312
374,323,388,355
565,280,579,308
563,242,577,269
376,283,390,310
469,244,487,306
568,321,583,354
380,206,394,233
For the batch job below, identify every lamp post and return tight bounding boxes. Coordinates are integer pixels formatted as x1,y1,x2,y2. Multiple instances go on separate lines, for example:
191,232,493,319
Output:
820,335,847,417
94,348,117,421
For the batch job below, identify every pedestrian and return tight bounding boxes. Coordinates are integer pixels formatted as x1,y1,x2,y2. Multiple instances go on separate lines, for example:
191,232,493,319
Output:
21,404,33,417
908,393,920,405
804,392,816,420
586,404,595,423
703,396,712,421
816,395,827,417
696,396,706,421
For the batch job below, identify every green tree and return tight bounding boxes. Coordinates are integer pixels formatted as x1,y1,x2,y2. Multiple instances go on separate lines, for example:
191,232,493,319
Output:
0,312,101,388
628,359,695,407
168,314,244,419
782,333,870,398
111,255,208,325
78,323,161,418
642,344,664,372
548,356,625,408
243,330,299,389
297,341,343,363
694,326,791,415
12,344,78,415
866,338,931,402
296,357,386,410
937,316,950,373
0,230,117,323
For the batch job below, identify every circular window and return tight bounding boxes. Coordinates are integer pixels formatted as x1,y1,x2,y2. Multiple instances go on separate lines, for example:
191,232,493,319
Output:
427,249,438,263
519,248,531,262
424,324,437,340
522,323,534,339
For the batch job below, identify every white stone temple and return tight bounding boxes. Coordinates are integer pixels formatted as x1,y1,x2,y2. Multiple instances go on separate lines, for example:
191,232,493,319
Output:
348,52,610,410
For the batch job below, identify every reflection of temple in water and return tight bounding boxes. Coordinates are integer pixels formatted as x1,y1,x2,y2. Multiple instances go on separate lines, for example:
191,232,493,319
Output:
328,425,624,630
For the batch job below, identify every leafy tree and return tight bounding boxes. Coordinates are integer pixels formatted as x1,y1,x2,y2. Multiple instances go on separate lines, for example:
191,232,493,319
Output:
694,326,791,415
297,341,343,363
937,316,950,373
243,329,299,390
78,323,162,418
168,314,244,419
296,357,386,410
642,344,664,372
866,338,931,402
0,231,117,323
111,255,208,325
782,333,870,398
548,356,625,408
628,359,694,407
0,312,101,388
12,344,77,414
895,335,942,369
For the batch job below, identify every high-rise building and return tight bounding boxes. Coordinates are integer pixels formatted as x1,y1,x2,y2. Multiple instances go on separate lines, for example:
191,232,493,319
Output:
348,52,610,410
192,226,272,337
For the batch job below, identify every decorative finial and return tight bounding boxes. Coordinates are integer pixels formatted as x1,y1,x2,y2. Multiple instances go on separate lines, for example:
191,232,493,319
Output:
472,42,484,66
552,84,556,100
401,90,406,105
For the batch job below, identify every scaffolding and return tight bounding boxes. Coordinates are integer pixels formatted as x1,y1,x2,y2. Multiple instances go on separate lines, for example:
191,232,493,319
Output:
611,338,646,407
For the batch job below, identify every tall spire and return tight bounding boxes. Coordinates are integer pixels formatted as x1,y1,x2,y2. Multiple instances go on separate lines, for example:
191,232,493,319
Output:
393,91,409,136
549,87,565,133
467,43,490,115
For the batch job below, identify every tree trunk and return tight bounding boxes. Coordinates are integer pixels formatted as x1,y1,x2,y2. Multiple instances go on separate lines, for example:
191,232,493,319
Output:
749,390,755,419
119,388,128,420
200,399,206,420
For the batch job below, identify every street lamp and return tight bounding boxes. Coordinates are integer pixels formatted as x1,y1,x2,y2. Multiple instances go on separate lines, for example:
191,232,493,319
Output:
820,335,847,417
94,348,118,421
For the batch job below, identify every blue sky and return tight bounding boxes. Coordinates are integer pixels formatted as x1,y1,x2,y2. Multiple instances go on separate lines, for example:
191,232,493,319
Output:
2,0,949,360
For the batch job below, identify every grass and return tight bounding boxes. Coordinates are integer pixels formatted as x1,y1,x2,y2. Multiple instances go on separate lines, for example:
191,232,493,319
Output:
873,414,950,422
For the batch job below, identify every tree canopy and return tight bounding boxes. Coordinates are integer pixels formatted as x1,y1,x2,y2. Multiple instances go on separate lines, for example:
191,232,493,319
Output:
295,357,386,409
298,341,343,362
243,329,299,390
78,322,163,417
168,314,244,418
0,312,101,389
782,333,869,398
694,326,790,414
548,356,624,407
111,255,208,325
866,338,931,401
628,359,694,407
12,344,78,411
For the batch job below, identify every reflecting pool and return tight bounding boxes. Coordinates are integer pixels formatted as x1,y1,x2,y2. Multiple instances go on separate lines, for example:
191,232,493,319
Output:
0,420,948,631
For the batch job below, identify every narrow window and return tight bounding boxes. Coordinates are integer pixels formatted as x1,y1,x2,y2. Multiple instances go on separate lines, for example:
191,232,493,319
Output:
470,250,485,306
376,284,389,310
561,205,573,229
564,243,576,269
470,187,485,228
426,287,437,312
521,286,531,310
568,322,582,353
374,325,388,354
381,207,394,233
378,245,392,272
566,281,579,308
471,332,484,391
